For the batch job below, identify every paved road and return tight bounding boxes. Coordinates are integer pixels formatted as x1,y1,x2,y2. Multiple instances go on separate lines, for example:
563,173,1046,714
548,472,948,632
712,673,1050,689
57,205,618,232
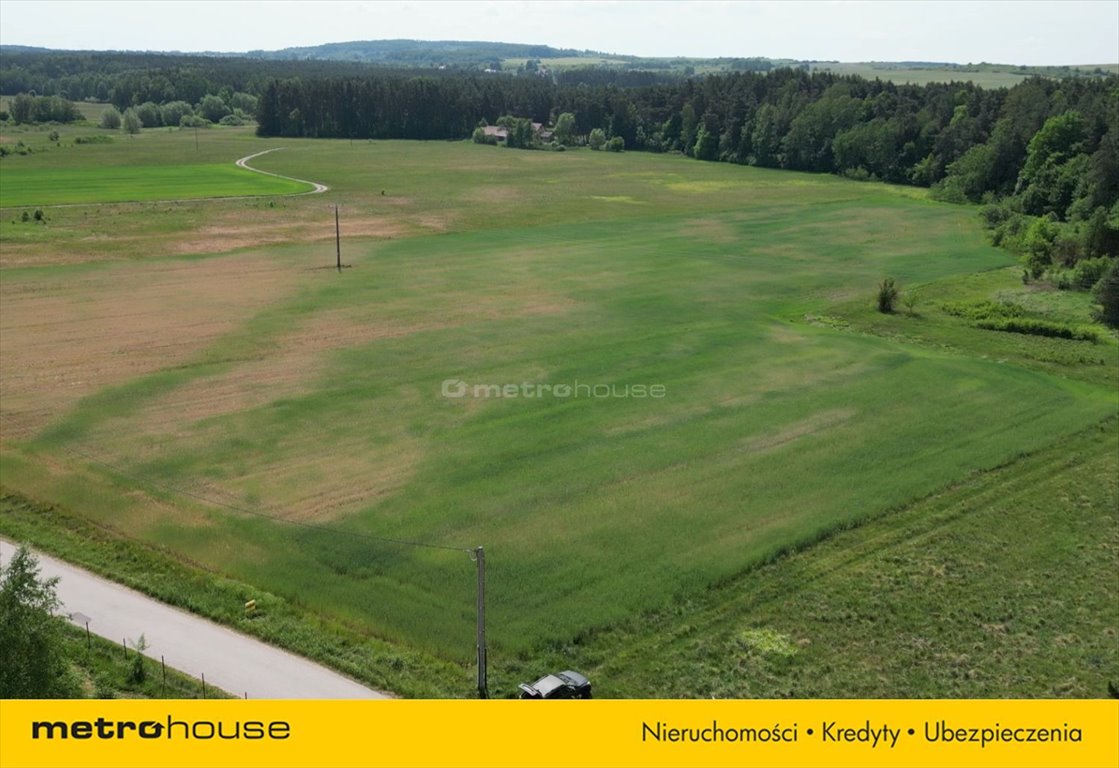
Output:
0,540,387,699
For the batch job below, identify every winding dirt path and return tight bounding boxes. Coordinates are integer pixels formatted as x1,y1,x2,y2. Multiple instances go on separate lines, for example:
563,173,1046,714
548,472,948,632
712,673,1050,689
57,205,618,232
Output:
235,147,329,195
3,147,328,209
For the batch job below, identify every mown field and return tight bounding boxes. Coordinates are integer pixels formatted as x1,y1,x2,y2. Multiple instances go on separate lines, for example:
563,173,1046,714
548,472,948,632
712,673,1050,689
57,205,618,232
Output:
1,123,1115,695
0,163,310,207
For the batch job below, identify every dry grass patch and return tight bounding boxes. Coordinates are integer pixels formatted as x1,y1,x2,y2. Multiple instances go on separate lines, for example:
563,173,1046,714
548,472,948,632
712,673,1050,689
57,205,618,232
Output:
0,253,300,442
679,217,740,245
168,214,411,257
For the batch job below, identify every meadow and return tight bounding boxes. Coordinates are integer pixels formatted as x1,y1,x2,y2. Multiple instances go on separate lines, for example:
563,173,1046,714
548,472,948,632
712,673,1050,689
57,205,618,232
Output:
1,123,1115,695
0,163,310,207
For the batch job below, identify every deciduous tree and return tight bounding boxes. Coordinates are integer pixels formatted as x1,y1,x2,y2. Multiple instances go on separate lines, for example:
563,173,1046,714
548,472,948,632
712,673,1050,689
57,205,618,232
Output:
0,547,79,698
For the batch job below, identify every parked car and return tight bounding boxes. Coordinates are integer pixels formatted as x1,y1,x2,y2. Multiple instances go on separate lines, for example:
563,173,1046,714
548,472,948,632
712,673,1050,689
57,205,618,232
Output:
518,670,592,699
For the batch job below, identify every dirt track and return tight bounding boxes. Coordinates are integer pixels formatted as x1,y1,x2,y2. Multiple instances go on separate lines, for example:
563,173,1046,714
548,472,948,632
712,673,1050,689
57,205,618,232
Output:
235,147,329,194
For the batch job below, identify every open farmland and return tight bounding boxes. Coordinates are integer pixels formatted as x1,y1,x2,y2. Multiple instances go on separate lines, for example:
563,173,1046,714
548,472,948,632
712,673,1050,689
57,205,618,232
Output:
1,126,1116,695
0,162,311,207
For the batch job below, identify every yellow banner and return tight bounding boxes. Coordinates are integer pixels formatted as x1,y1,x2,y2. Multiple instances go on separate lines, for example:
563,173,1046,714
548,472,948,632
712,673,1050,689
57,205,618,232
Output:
1,699,1116,768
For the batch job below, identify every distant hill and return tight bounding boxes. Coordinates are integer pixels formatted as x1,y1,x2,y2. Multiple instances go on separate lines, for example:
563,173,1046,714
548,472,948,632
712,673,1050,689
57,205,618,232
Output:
1,38,1113,88
243,39,591,66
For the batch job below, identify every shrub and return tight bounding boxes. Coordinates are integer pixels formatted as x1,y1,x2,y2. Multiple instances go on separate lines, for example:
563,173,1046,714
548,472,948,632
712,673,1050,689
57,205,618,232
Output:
606,136,625,152
1092,258,1119,328
99,107,122,130
876,277,898,313
902,290,919,315
127,635,148,684
160,101,194,127
1074,257,1111,290
975,317,1100,343
980,204,1010,229
197,94,231,123
134,101,162,128
940,300,1025,322
0,546,81,698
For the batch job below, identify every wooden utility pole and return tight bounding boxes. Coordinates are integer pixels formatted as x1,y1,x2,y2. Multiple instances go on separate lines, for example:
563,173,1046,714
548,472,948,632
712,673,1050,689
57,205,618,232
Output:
474,546,488,699
335,205,342,272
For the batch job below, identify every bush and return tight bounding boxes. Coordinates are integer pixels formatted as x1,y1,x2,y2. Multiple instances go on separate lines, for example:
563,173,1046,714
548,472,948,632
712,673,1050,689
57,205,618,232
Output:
876,277,899,313
606,136,625,152
1092,258,1119,328
160,101,194,127
134,101,162,128
8,93,81,124
0,547,81,698
127,635,148,684
197,94,231,123
902,290,919,315
121,108,142,135
941,300,1025,322
588,128,606,151
975,317,1100,343
1074,257,1111,290
980,204,1011,229
99,107,122,130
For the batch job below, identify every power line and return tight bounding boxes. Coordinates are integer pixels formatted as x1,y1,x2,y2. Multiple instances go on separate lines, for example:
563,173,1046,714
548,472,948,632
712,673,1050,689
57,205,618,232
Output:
62,445,473,554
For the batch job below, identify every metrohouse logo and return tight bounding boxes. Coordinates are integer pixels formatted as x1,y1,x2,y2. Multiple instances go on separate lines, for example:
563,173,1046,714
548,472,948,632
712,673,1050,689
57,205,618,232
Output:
31,716,291,741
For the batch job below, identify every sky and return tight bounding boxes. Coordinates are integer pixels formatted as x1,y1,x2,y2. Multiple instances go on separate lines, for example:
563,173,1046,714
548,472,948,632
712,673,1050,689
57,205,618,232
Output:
0,1,1116,65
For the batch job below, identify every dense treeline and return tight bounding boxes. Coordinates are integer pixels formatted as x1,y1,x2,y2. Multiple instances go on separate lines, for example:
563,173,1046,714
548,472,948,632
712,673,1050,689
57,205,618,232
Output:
0,49,448,107
5,92,81,123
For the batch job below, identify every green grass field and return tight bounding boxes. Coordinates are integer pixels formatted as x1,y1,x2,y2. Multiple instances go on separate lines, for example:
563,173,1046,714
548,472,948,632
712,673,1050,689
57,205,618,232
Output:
807,62,1033,88
0,163,310,207
1,126,1115,696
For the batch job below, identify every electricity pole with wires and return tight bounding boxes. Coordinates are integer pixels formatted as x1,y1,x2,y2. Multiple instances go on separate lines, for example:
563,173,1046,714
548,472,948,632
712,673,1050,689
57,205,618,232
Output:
473,546,487,699
335,204,342,272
